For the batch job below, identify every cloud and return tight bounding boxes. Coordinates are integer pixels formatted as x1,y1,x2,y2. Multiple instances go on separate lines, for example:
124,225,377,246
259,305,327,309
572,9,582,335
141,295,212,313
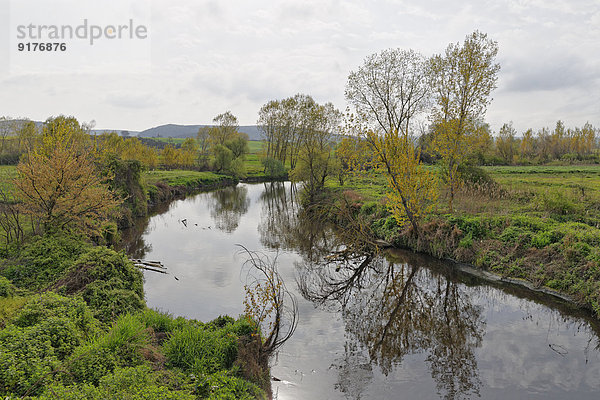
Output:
105,92,162,109
502,54,599,93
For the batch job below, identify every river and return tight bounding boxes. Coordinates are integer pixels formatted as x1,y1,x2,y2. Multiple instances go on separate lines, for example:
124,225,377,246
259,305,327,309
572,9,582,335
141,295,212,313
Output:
120,182,600,400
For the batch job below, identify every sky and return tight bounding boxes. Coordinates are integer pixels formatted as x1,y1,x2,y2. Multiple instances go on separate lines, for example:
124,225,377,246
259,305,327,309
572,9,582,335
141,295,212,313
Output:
0,0,599,133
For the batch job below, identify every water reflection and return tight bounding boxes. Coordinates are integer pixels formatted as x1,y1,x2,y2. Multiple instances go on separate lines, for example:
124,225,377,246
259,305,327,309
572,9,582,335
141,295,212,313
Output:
259,182,339,261
298,250,484,400
208,185,250,232
120,182,600,399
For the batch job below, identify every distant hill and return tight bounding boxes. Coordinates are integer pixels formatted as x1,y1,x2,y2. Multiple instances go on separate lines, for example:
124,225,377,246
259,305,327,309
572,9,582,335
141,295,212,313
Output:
1,119,262,141
138,124,262,141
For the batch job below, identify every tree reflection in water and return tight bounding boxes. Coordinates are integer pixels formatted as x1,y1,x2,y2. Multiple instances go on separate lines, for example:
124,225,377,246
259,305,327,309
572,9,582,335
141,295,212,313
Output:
257,182,486,399
258,182,340,261
298,250,485,400
208,185,250,232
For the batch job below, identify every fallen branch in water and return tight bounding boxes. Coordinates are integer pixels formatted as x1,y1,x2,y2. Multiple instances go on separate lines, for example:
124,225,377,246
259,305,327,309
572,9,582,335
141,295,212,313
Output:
130,259,168,274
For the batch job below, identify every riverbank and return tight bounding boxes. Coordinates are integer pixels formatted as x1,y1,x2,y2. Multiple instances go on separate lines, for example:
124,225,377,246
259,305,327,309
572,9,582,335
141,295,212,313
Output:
0,166,273,398
143,169,285,207
329,165,600,318
0,233,271,399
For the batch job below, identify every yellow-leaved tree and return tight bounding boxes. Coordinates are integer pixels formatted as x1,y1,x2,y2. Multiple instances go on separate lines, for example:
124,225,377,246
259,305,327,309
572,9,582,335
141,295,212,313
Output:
429,31,500,211
366,129,438,233
15,116,120,235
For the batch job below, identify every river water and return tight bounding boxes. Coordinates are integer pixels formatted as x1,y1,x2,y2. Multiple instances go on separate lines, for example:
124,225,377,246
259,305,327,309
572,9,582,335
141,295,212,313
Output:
121,182,600,400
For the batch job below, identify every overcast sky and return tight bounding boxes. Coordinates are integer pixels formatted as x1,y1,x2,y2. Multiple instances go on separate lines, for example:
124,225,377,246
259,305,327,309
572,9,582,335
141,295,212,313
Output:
1,0,599,133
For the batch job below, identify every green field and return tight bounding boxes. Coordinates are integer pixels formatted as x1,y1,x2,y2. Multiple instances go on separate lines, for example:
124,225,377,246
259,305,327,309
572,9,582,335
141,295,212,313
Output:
142,169,231,187
335,164,600,316
0,165,17,195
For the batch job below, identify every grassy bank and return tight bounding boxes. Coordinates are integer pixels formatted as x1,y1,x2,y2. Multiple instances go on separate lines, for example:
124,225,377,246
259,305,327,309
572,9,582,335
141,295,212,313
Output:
333,165,600,317
143,170,238,206
0,234,269,399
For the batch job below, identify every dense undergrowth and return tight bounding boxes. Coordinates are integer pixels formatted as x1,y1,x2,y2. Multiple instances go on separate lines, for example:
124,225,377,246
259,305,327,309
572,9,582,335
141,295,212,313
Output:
0,234,268,399
329,165,600,318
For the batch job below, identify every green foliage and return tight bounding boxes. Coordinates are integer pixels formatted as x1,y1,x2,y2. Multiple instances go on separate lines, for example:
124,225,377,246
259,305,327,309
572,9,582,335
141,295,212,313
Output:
261,157,286,179
164,324,238,374
458,164,496,187
0,293,100,396
58,247,144,322
535,191,581,216
12,292,98,336
2,234,90,290
0,296,28,328
225,135,249,159
103,157,148,225
137,308,188,334
38,365,196,400
212,145,234,173
196,370,266,400
0,277,15,297
67,314,150,385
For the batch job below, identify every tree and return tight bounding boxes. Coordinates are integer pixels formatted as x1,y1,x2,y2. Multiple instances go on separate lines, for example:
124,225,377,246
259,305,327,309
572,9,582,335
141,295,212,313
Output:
0,116,15,155
289,100,341,200
495,122,518,165
15,123,120,235
519,128,536,161
346,49,436,233
430,31,500,210
196,126,211,166
16,120,39,152
210,111,239,146
179,137,198,167
345,49,430,135
212,144,234,173
364,128,438,233
257,94,319,170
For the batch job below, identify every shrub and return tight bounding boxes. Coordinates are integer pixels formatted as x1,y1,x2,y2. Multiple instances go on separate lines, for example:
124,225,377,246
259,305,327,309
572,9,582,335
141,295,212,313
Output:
38,366,196,400
261,157,286,179
68,314,150,385
0,293,100,396
137,309,189,334
2,234,90,290
164,324,238,374
0,277,15,297
54,247,144,322
12,292,98,337
196,370,266,400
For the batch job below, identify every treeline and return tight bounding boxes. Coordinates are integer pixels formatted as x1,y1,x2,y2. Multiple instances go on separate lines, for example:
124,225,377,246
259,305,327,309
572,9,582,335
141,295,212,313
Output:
257,94,341,198
418,120,598,166
0,112,251,176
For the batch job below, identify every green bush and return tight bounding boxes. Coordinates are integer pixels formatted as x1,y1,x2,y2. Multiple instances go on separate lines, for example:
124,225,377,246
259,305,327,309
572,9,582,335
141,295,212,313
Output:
12,292,99,337
0,277,15,297
137,309,189,334
68,314,150,385
38,366,196,400
164,324,238,374
196,370,266,400
0,293,100,396
2,234,90,290
57,247,144,322
261,157,286,179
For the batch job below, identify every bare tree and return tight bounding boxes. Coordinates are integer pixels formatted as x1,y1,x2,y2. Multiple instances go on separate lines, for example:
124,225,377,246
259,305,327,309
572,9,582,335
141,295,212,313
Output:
239,246,298,356
345,49,431,136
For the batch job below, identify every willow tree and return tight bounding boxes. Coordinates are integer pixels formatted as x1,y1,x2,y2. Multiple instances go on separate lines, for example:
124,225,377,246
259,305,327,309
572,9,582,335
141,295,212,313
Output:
430,31,500,210
345,49,436,234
